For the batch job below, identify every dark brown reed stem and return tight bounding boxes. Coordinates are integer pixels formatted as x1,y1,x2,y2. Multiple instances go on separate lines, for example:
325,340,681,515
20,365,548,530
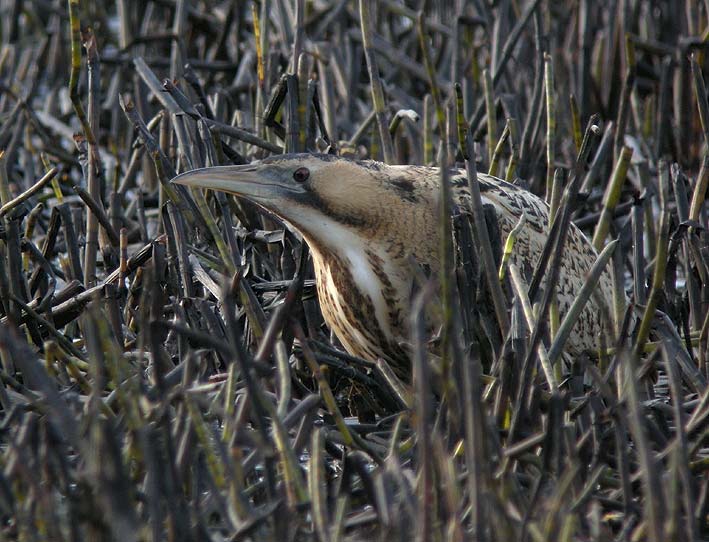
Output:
0,167,57,217
464,129,510,338
692,54,709,150
417,12,446,136
359,0,395,164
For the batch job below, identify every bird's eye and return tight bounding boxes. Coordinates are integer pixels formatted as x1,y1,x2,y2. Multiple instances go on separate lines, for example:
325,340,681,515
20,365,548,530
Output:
293,167,310,183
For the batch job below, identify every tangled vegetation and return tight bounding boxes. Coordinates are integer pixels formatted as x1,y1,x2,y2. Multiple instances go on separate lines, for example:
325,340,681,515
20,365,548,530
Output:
0,1,708,540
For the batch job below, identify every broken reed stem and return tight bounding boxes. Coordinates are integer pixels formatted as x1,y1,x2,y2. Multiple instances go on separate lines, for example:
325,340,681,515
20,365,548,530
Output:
455,83,468,160
488,121,510,177
508,264,558,391
308,428,329,542
206,119,283,154
483,68,496,166
417,12,446,136
691,54,709,149
252,0,268,138
23,203,43,272
613,35,636,161
119,228,128,289
633,210,670,358
423,94,434,164
592,145,633,251
73,185,119,246
67,2,103,287
292,0,305,73
168,0,187,79
548,168,564,224
544,54,555,201
270,412,309,509
67,0,96,145
41,153,64,203
547,169,564,343
438,132,455,397
388,110,410,136
461,321,488,538
0,167,58,217
359,0,395,164
624,349,666,542
297,54,309,152
411,283,433,542
689,154,709,222
505,117,520,180
464,130,509,336
547,240,618,365
528,115,600,300
254,2,266,88
570,94,582,153
190,188,236,274
83,29,102,287
498,213,527,280
348,110,376,147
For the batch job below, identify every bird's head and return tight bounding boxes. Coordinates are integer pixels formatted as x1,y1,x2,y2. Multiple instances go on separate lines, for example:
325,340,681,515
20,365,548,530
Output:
172,153,433,250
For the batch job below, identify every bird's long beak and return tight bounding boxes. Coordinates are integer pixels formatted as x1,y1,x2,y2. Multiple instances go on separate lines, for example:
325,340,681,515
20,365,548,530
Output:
172,164,280,201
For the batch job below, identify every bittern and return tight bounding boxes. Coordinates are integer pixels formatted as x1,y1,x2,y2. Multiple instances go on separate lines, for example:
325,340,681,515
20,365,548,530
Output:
173,154,613,377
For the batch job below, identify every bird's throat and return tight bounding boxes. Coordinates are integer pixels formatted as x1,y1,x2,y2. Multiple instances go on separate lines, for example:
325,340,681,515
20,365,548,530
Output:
307,238,410,372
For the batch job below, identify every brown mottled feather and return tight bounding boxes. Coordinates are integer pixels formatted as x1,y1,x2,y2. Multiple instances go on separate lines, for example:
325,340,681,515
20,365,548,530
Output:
356,162,614,370
173,154,615,375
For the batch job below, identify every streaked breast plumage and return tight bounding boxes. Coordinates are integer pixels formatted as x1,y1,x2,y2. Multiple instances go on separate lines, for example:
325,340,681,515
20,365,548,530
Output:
173,154,613,375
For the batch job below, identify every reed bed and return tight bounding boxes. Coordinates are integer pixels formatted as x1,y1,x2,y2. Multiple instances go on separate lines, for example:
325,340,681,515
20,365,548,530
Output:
0,1,708,540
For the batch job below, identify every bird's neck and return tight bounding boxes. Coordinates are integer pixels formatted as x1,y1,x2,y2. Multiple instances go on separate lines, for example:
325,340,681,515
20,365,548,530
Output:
304,228,410,365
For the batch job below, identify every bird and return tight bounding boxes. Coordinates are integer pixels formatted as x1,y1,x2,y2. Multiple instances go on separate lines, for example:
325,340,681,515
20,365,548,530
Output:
173,153,614,379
